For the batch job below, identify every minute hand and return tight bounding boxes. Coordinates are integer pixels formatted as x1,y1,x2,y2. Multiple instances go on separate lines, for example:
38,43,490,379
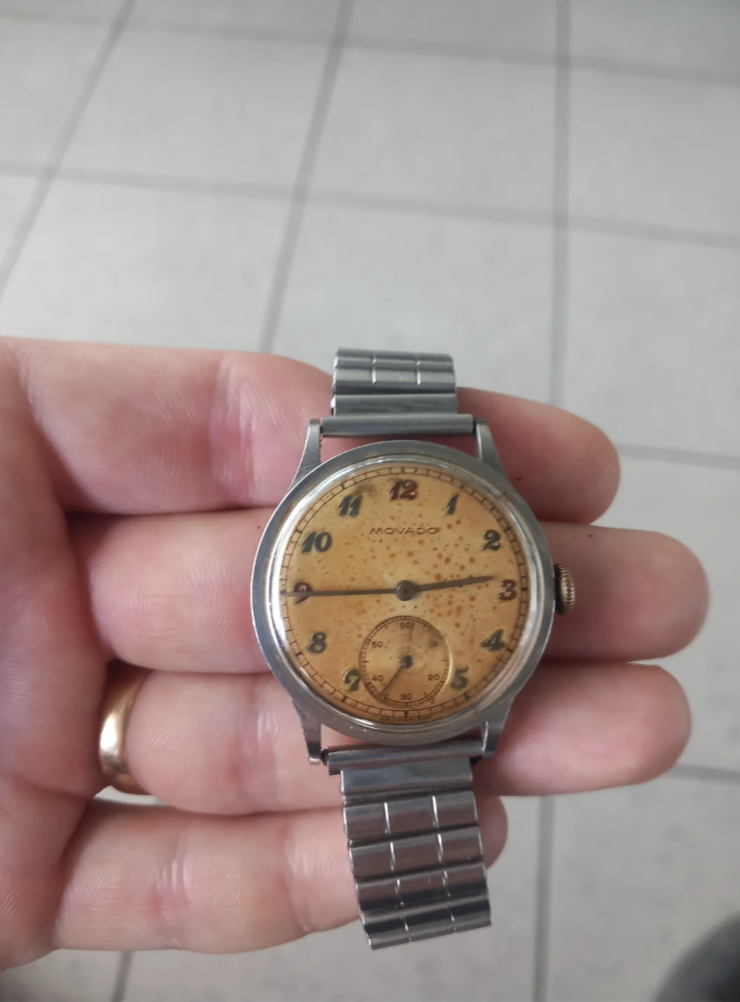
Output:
281,575,493,598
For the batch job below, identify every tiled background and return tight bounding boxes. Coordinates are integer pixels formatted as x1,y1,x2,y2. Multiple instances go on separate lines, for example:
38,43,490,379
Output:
0,1,738,1000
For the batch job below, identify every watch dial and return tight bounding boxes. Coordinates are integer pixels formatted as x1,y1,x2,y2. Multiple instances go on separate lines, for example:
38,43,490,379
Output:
273,460,532,725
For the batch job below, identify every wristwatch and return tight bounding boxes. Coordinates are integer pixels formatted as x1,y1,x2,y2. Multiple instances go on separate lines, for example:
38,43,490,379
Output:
252,349,575,949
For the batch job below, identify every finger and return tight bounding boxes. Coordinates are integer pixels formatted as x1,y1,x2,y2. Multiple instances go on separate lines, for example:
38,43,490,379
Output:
0,358,106,969
545,524,708,661
123,662,689,815
54,796,507,952
485,661,691,796
7,339,618,522
73,513,707,673
0,364,102,794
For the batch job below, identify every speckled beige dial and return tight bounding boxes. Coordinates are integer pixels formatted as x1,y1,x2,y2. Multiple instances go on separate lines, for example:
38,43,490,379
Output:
277,462,530,725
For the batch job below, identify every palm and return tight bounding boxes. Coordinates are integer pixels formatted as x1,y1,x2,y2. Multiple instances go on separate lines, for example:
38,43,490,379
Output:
0,341,704,967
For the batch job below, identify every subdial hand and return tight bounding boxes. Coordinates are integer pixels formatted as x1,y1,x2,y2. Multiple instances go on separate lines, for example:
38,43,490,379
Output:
379,653,414,698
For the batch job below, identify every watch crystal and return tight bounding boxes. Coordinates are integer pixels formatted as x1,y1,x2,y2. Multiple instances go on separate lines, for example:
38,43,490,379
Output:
272,460,533,725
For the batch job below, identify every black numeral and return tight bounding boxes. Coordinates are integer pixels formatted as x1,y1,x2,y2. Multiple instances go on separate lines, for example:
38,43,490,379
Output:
480,629,506,652
450,666,469,690
390,479,418,501
292,581,312,603
482,529,501,551
445,494,459,516
338,495,362,517
307,631,327,653
343,668,361,691
302,531,332,553
498,580,517,601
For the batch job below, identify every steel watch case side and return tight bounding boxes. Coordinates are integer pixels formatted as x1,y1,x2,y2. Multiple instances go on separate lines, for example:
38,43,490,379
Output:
289,418,505,491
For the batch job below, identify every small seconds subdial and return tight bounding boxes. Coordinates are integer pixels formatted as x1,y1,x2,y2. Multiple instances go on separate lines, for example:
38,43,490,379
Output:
360,616,451,708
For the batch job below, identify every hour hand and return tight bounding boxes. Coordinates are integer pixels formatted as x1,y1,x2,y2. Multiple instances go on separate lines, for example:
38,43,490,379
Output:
280,585,397,598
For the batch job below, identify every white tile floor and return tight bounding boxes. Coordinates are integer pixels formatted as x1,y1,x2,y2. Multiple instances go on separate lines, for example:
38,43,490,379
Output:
0,2,738,1001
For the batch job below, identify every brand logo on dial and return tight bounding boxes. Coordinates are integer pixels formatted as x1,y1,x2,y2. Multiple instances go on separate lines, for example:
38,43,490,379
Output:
368,526,440,535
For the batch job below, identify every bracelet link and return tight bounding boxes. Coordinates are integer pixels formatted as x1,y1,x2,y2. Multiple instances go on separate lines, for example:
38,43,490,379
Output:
337,750,491,949
332,348,460,419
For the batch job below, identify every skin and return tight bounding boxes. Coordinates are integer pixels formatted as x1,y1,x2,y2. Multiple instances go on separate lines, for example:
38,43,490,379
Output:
0,339,706,969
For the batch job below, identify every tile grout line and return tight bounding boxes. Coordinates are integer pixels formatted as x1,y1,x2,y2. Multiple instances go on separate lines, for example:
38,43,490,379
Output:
534,797,556,1002
568,212,740,252
110,951,133,1002
563,52,740,89
535,8,570,1000
6,165,740,257
309,189,552,228
617,442,740,472
0,164,45,180
549,0,571,409
5,10,740,91
671,763,740,786
0,11,118,27
56,166,295,201
0,0,136,304
257,0,353,354
115,22,560,67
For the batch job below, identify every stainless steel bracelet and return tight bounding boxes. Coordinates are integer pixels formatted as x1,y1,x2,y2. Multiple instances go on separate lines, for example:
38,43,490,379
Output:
325,348,474,437
327,349,492,948
326,744,490,949
332,348,458,414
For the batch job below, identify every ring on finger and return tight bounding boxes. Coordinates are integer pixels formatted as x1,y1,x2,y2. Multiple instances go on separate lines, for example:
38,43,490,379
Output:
99,662,150,796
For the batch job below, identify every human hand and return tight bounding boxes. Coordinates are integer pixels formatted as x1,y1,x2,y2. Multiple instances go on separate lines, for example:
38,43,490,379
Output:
0,339,705,969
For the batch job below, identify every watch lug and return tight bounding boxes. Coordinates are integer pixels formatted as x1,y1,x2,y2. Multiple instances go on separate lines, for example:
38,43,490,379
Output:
479,701,513,758
295,707,322,765
290,420,322,488
474,420,505,475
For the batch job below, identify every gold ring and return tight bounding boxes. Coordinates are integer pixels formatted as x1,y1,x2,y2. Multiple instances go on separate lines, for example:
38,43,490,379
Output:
98,662,150,795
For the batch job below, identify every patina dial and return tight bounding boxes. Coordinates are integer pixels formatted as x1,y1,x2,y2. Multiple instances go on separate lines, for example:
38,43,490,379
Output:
271,458,535,726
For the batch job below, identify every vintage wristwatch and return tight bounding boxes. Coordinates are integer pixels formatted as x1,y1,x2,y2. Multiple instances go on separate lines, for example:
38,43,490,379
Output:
252,349,575,949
